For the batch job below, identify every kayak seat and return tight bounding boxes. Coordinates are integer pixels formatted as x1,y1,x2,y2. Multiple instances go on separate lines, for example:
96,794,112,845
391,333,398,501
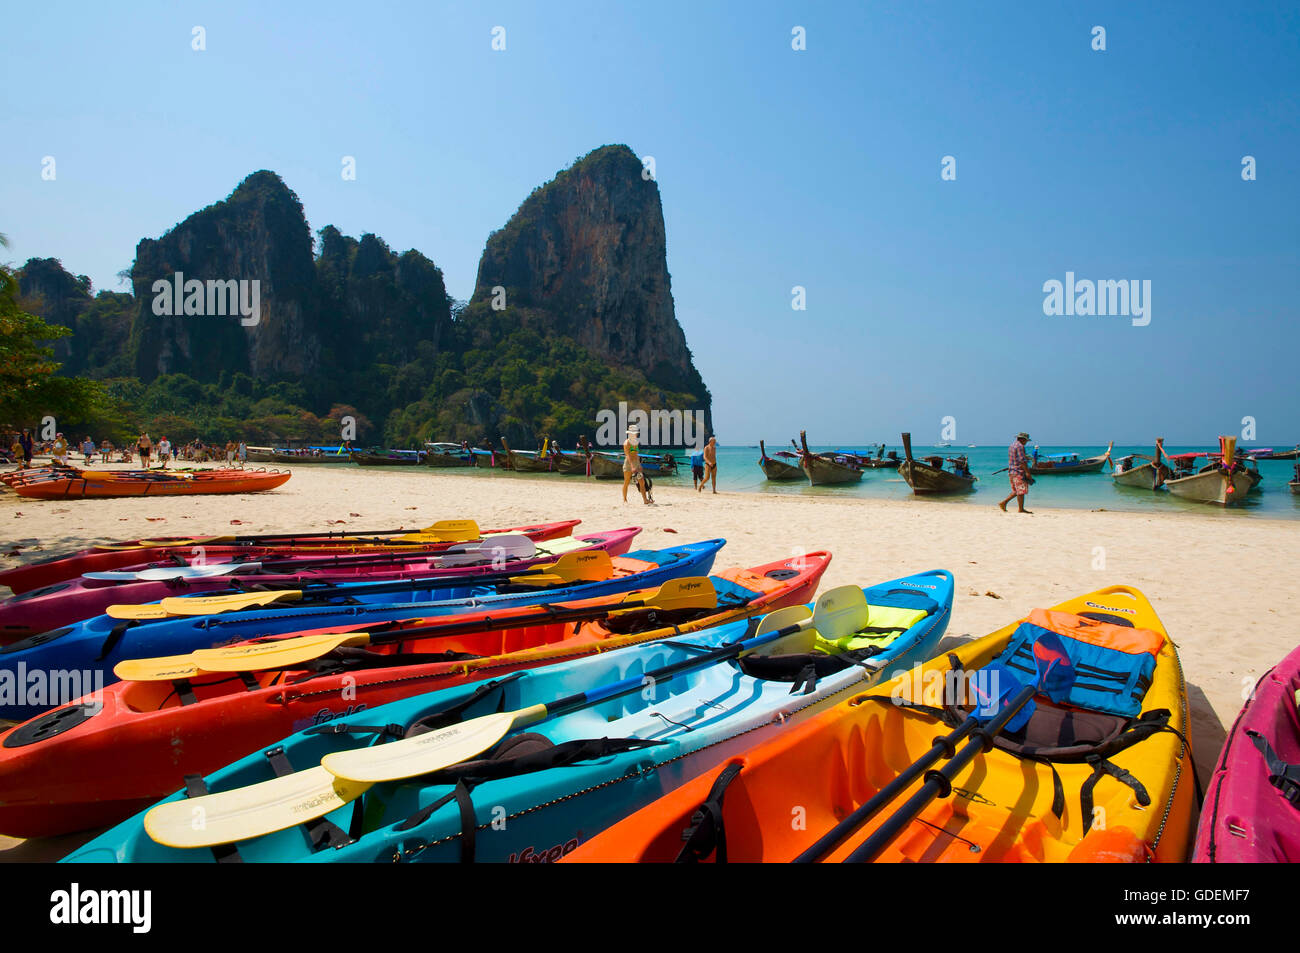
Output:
737,602,932,695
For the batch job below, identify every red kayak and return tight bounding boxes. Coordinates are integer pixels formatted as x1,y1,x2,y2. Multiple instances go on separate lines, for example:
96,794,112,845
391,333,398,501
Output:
0,526,629,641
1194,643,1300,862
0,518,580,595
0,551,830,837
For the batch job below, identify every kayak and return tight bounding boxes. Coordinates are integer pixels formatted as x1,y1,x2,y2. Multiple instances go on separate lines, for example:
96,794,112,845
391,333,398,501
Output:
564,585,1195,863
0,526,611,640
1194,643,1300,862
0,519,581,595
0,535,715,723
6,467,292,499
61,569,952,863
1,551,830,837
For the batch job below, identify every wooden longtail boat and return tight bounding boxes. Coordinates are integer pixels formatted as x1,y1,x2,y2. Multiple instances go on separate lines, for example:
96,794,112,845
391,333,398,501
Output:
797,431,863,486
257,448,352,465
423,443,475,468
500,439,555,473
1164,437,1253,506
860,446,902,469
1112,439,1173,490
897,432,977,495
349,450,422,466
1028,441,1113,475
588,452,625,479
759,440,803,480
1290,463,1300,494
1269,446,1300,461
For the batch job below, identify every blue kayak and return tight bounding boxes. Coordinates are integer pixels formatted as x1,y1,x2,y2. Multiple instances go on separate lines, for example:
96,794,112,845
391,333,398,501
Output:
0,539,724,722
63,568,953,863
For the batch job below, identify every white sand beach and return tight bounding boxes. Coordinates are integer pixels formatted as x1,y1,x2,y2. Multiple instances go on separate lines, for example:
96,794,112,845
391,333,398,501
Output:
1,465,1295,859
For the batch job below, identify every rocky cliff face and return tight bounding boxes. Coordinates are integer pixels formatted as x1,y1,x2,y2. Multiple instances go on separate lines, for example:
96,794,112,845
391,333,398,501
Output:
471,145,711,410
130,170,319,382
17,258,92,364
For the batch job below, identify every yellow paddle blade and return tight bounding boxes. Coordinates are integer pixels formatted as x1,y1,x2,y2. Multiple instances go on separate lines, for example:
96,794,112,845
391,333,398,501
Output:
611,577,717,616
158,590,304,616
144,766,372,848
323,709,530,784
395,519,480,543
192,632,373,671
106,603,173,620
509,549,613,586
114,654,203,682
97,535,238,551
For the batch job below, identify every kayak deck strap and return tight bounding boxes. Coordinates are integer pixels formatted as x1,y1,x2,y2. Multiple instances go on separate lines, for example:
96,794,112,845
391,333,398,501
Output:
264,747,356,850
183,775,243,864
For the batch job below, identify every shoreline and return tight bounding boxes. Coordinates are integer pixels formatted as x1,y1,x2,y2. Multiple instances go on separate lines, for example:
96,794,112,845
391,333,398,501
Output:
3,466,1296,859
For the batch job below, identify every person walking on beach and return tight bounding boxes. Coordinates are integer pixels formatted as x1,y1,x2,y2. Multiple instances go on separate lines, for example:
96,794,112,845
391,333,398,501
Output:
19,429,33,467
9,435,23,469
237,441,247,468
157,436,172,469
622,426,649,504
99,439,112,463
999,431,1034,514
80,436,95,466
690,444,705,490
225,440,236,466
698,436,718,494
136,433,152,469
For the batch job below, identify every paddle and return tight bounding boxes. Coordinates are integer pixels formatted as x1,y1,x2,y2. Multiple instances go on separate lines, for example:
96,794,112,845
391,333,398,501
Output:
86,535,535,583
143,586,869,849
838,633,1072,864
104,549,616,620
135,577,722,677
95,519,484,552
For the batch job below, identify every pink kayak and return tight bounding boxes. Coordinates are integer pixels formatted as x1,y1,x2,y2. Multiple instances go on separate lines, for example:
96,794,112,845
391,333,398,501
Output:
0,527,639,639
1194,642,1300,862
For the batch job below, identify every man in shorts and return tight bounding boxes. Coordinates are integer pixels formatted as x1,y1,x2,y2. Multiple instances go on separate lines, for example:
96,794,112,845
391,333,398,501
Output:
697,436,718,494
998,431,1034,514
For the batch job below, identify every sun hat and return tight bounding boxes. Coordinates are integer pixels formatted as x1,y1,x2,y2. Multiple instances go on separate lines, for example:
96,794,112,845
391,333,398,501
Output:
1016,432,1031,441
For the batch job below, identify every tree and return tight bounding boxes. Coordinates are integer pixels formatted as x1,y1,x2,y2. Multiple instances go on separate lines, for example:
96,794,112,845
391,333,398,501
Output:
0,239,111,429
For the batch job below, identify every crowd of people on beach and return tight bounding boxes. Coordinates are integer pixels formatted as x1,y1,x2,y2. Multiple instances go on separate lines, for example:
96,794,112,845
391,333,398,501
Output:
3,428,250,470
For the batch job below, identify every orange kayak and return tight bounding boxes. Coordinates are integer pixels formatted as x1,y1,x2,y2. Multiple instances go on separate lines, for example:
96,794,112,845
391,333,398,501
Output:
7,467,291,499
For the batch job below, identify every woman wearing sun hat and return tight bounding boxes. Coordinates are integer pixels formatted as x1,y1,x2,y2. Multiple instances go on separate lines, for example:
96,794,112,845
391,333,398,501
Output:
622,425,649,504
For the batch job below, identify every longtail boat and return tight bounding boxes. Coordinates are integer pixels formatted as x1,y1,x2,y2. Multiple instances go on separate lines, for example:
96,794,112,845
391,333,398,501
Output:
349,450,422,466
1164,437,1253,506
758,440,803,480
1028,441,1113,475
897,432,977,495
797,431,863,486
500,439,555,473
423,443,475,468
1112,439,1173,490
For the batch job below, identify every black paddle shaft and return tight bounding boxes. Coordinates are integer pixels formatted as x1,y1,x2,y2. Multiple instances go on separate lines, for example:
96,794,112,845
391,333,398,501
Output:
544,617,787,721
842,682,1037,864
793,714,981,864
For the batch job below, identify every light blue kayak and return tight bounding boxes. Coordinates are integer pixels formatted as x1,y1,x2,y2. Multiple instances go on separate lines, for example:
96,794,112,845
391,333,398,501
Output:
63,569,953,863
0,539,724,722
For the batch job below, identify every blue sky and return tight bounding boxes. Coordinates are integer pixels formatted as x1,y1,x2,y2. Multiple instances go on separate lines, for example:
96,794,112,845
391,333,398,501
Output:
2,1,1297,444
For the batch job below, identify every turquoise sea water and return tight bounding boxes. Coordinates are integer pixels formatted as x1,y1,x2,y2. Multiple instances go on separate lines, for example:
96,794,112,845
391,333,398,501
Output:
405,445,1300,520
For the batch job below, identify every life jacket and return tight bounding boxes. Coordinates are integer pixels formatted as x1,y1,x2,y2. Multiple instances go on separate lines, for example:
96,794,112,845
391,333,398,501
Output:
994,609,1163,718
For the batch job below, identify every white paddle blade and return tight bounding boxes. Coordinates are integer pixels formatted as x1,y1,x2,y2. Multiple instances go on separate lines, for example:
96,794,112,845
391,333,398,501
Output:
134,562,261,581
810,585,871,641
322,710,523,783
741,604,814,658
144,766,371,848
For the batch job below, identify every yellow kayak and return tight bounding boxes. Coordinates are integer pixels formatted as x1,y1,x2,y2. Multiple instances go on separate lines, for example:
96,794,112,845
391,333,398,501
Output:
565,585,1197,863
